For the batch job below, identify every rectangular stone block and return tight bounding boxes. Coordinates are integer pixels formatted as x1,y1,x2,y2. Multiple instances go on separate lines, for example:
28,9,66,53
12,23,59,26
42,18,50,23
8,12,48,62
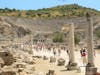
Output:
0,71,16,75
50,57,56,63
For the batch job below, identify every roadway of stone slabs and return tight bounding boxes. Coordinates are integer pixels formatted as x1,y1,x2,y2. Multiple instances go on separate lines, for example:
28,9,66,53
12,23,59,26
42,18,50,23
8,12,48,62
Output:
33,49,97,75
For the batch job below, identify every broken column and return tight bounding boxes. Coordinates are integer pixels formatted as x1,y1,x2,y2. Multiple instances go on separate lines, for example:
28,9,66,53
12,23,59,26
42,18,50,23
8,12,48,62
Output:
30,34,33,54
85,12,97,75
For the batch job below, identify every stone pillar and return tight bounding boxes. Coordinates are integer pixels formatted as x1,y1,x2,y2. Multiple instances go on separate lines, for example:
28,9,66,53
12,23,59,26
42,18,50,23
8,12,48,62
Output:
85,12,97,75
29,34,33,54
69,23,75,63
67,23,78,70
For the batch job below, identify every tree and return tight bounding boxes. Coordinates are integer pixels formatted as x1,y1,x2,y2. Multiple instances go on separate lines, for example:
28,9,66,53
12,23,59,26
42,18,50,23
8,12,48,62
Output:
12,8,16,11
74,34,80,45
95,29,100,39
53,32,64,43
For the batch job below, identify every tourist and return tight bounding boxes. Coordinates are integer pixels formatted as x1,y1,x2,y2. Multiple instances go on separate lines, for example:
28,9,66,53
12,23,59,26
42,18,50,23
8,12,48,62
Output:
80,48,87,66
53,47,56,56
66,49,69,56
58,48,61,56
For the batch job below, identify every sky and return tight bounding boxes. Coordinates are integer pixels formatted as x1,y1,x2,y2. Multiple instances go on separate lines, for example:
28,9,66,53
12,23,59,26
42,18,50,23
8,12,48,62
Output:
0,0,100,11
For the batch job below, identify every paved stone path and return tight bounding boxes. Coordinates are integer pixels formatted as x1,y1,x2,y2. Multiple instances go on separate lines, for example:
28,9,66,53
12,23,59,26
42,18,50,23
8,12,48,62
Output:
32,49,100,75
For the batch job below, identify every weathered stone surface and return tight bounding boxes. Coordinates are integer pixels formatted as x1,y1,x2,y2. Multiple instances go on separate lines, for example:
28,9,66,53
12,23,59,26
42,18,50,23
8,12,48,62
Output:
33,56,42,58
57,58,65,66
85,67,97,75
66,62,78,70
0,58,4,68
43,56,48,60
46,70,55,75
0,71,16,75
14,63,26,68
50,57,56,63
0,51,14,66
18,68,24,73
85,63,97,75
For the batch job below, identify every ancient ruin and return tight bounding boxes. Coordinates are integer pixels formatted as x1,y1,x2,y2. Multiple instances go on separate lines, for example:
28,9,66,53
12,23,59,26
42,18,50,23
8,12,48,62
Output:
62,23,79,70
85,12,97,75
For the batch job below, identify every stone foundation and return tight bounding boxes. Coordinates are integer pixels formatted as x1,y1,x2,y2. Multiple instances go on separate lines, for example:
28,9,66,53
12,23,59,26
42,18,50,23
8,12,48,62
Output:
0,51,14,66
57,58,65,66
50,57,56,63
46,70,55,75
0,71,16,75
66,61,79,70
85,63,97,75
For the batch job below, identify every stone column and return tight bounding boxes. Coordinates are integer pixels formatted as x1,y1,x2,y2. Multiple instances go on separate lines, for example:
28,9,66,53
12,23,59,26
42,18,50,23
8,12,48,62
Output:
67,23,78,70
69,23,75,63
85,12,97,75
29,34,33,54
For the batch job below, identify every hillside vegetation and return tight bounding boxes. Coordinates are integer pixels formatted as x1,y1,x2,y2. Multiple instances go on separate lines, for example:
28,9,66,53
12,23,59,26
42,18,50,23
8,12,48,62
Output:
0,4,100,18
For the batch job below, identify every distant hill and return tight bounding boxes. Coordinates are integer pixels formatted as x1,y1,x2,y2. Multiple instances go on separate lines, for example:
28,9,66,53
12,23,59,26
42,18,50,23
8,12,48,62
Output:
0,4,100,18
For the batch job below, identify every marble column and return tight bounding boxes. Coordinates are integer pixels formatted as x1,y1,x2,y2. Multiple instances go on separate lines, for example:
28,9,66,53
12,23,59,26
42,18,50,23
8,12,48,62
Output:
68,23,75,63
85,12,97,75
67,23,78,70
29,34,33,54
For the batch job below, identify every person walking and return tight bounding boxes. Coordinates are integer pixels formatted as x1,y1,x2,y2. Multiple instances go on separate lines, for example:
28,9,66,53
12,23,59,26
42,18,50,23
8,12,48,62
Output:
80,48,87,66
53,47,56,57
58,49,61,56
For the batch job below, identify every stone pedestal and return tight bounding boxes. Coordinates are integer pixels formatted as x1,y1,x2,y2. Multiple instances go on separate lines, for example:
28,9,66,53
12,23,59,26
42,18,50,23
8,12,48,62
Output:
0,52,14,66
66,61,79,70
43,56,48,60
85,63,97,75
50,57,56,63
57,58,65,66
46,70,55,75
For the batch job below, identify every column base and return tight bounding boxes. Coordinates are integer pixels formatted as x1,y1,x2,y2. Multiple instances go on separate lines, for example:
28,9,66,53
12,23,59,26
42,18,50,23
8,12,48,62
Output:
85,63,97,75
46,70,55,75
66,61,79,70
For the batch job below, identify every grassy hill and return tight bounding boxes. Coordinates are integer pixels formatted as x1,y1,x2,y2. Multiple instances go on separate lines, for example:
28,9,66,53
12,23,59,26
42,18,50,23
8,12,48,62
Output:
0,4,100,18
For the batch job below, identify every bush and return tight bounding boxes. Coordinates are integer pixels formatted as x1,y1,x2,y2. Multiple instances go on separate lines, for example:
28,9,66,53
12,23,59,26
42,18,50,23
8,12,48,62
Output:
95,29,100,39
74,34,80,45
53,32,64,43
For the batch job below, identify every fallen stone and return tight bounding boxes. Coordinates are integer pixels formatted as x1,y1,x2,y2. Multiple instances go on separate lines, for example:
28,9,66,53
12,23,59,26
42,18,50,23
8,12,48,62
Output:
43,56,48,60
0,51,14,66
57,58,65,66
46,70,56,75
50,57,56,63
0,71,16,75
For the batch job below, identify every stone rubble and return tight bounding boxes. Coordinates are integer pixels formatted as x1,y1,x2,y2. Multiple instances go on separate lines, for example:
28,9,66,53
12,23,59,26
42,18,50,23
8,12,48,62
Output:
0,46,36,75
